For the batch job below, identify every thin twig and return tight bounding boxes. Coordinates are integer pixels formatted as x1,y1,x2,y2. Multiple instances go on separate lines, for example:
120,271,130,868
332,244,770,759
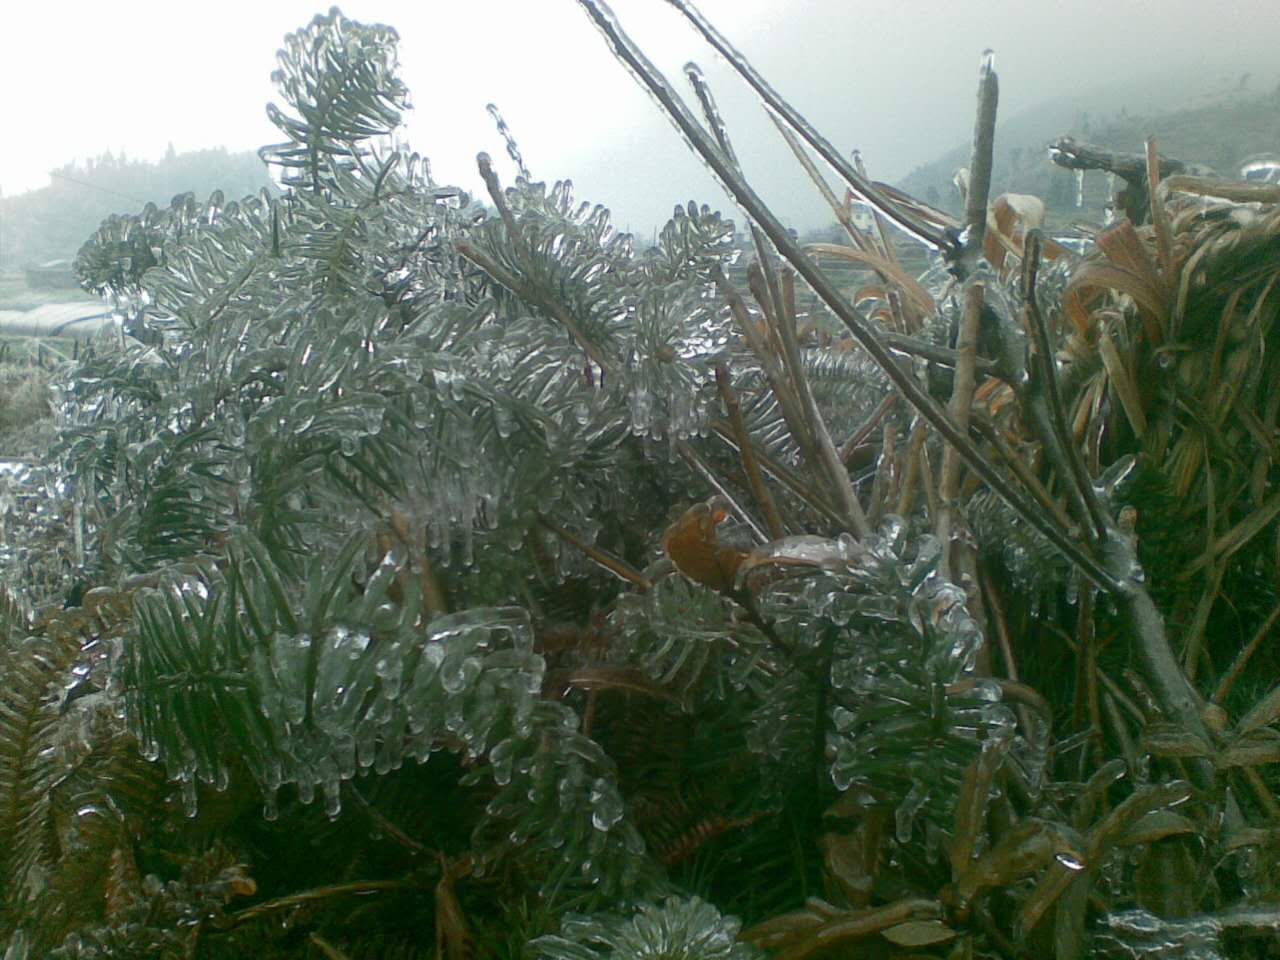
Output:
980,565,1022,682
771,115,892,273
708,420,846,527
1103,690,1141,776
1183,487,1280,577
1023,231,1109,541
1046,624,1146,726
346,783,430,856
978,562,1038,739
1240,767,1280,820
1145,138,1175,288
1184,560,1226,682
711,264,820,472
310,935,354,960
938,280,985,581
1212,595,1280,705
690,56,857,538
971,416,1075,533
960,50,999,271
220,881,405,928
732,588,795,662
685,63,792,341
1160,174,1280,206
663,0,954,251
868,419,897,526
1081,582,1106,768
539,518,652,589
841,393,896,464
880,332,998,372
676,439,768,543
895,417,928,518
779,266,870,536
918,438,941,525
947,677,1052,731
938,51,996,577
851,150,900,264
388,508,447,616
418,551,448,618
715,360,784,538
746,261,787,359
476,152,531,262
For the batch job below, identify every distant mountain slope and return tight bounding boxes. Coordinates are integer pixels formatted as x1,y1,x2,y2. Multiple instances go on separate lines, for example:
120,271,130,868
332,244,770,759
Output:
0,147,273,269
897,71,1280,219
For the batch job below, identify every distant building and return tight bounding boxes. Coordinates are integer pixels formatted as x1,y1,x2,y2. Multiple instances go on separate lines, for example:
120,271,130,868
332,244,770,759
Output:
1240,154,1280,183
848,203,875,233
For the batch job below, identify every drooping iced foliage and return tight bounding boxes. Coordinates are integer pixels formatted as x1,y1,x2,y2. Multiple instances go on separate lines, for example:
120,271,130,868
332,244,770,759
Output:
757,519,1017,835
123,537,645,892
46,1,909,931
61,7,701,901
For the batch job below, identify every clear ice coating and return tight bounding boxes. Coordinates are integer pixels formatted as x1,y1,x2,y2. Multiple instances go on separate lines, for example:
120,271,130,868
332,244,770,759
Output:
530,895,753,960
811,520,1015,832
44,0,1232,929
634,0,947,250
486,102,531,181
119,545,641,883
1094,909,1225,960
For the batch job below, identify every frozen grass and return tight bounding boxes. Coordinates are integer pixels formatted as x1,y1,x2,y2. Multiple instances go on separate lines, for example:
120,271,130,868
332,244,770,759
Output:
0,362,56,459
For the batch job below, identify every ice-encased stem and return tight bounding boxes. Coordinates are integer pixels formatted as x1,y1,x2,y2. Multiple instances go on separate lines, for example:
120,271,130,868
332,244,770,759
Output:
573,0,1120,592
686,62,867,535
663,0,954,253
938,51,998,581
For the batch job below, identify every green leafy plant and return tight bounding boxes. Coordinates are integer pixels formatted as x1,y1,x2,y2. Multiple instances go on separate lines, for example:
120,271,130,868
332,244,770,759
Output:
3,4,1280,959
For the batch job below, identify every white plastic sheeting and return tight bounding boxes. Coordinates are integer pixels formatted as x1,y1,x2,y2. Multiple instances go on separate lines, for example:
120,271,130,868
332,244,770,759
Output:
0,302,114,338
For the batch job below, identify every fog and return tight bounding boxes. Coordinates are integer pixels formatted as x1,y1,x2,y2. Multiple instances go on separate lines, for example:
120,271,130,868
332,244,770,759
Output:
3,0,1277,231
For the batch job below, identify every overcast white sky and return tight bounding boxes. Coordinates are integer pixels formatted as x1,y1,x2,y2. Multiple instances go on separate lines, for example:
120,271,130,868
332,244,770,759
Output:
2,0,1277,231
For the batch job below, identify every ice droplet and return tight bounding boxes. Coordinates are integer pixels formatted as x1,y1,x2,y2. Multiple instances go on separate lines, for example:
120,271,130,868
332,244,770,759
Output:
323,778,342,820
589,777,624,831
629,387,652,435
895,782,927,843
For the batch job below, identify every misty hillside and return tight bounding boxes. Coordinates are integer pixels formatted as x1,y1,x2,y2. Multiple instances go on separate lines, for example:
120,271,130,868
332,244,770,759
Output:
898,71,1280,219
0,146,272,270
